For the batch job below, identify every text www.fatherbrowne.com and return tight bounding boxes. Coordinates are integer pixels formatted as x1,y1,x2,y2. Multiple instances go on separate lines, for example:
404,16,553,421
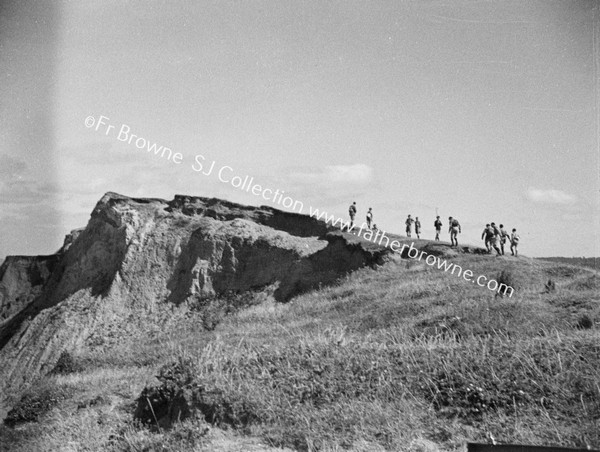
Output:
309,208,515,298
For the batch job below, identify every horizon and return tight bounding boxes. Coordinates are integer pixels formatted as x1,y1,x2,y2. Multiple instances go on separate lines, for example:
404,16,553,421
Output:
1,0,599,259
0,190,598,261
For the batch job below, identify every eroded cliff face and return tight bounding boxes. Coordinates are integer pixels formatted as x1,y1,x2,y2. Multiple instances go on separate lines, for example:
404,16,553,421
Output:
0,192,390,418
0,255,59,322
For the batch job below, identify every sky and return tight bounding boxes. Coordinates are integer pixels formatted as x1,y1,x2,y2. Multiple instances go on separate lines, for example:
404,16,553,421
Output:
0,0,598,259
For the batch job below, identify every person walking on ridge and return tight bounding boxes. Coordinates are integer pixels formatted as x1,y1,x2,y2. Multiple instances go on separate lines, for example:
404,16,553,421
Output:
448,216,461,247
483,223,501,255
366,207,373,230
481,223,493,253
348,201,357,231
405,215,415,237
415,217,421,239
499,224,510,255
490,222,502,255
434,216,442,241
510,228,520,256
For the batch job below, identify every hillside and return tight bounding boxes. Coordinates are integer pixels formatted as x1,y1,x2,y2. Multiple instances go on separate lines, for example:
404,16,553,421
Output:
538,257,599,271
0,193,598,451
0,192,393,418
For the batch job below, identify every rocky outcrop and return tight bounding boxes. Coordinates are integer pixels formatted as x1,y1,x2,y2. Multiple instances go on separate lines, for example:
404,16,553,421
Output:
0,192,390,419
0,255,59,322
0,227,87,325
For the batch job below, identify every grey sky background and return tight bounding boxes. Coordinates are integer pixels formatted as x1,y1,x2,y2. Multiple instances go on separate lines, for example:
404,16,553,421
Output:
1,0,598,259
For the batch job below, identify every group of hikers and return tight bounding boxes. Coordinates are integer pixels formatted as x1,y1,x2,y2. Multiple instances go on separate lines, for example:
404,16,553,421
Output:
348,202,520,256
480,222,520,256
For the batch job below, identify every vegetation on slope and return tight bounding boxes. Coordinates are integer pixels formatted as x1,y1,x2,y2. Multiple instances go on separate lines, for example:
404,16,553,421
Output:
1,254,599,451
538,257,599,271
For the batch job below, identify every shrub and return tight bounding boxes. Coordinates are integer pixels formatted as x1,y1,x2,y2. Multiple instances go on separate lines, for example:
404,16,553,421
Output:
134,355,260,431
49,350,83,375
4,382,73,426
577,314,594,329
495,269,519,297
544,279,556,293
134,356,200,429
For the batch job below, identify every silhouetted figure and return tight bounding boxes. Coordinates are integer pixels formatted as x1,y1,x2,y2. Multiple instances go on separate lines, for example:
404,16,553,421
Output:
510,228,520,256
499,224,510,255
348,201,357,230
448,217,461,247
481,223,493,253
366,207,373,230
434,216,442,241
405,215,414,237
415,217,421,239
489,222,502,255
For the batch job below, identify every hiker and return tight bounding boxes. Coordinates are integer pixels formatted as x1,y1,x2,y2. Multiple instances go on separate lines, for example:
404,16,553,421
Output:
348,201,357,230
434,216,442,241
489,222,502,255
448,217,461,247
485,223,501,255
415,217,421,239
372,223,378,232
366,207,373,230
499,224,510,255
510,228,520,256
481,223,493,252
405,215,414,237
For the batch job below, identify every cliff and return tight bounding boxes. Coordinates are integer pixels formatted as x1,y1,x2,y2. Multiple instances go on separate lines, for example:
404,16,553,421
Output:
0,192,390,418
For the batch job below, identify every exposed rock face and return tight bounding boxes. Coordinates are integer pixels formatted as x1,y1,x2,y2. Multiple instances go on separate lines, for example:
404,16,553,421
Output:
0,255,59,322
0,192,390,419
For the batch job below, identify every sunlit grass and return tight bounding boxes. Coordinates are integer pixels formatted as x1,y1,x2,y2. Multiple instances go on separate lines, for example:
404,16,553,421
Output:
2,255,598,451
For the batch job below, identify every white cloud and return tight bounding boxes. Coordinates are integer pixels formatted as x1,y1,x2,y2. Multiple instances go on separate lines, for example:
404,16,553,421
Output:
527,188,577,205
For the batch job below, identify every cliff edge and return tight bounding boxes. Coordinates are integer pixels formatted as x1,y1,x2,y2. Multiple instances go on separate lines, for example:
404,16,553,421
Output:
0,192,390,418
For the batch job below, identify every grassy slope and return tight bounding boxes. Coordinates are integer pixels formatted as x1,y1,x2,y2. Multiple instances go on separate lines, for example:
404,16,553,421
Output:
1,253,599,452
538,257,599,271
